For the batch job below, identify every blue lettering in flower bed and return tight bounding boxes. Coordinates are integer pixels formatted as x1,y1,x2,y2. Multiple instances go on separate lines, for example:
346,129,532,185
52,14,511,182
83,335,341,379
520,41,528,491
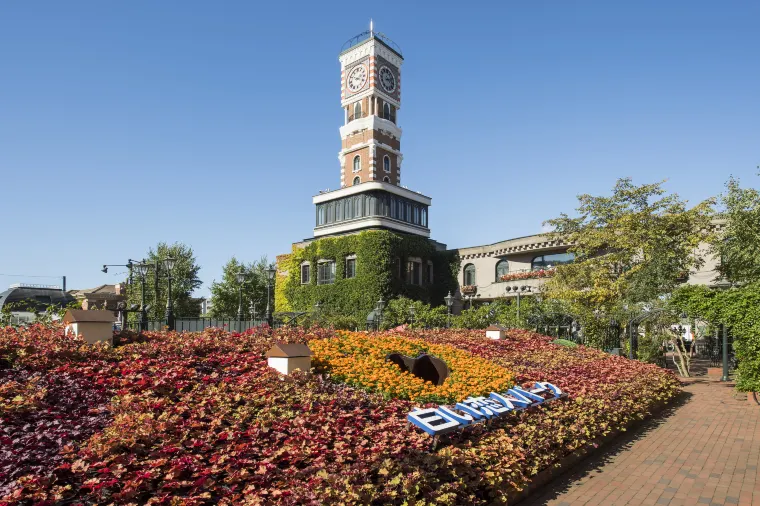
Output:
407,382,564,436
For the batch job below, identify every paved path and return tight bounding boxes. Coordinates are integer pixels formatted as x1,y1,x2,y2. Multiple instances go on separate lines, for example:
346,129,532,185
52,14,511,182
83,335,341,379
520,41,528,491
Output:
525,377,760,506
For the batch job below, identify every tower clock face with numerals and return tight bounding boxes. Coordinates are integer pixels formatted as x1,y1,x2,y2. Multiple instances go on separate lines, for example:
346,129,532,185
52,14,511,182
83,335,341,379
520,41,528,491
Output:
378,66,396,93
347,64,368,92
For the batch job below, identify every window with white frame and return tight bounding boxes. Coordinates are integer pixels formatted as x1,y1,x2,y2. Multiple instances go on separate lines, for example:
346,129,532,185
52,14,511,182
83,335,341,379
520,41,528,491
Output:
353,155,361,173
463,263,476,286
406,257,422,285
300,263,311,284
353,176,361,186
318,261,336,285
345,256,356,279
383,176,390,183
383,155,391,173
353,101,362,120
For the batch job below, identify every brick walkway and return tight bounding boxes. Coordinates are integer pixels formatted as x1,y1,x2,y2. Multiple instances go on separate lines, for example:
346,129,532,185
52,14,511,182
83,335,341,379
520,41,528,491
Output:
524,378,760,506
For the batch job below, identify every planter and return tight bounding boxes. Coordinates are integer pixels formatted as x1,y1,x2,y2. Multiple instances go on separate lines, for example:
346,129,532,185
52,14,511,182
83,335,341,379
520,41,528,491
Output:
461,285,477,295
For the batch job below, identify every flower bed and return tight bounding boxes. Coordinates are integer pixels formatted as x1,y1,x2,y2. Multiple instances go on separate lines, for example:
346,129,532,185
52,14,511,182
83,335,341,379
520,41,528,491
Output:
0,324,679,505
310,332,514,403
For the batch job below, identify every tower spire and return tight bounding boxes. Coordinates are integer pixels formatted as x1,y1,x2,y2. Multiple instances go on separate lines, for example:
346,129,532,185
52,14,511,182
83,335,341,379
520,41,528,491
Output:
370,18,374,36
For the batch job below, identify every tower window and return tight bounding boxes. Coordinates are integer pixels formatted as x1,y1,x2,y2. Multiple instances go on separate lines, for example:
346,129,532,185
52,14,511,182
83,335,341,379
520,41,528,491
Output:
383,176,390,183
353,101,362,120
352,155,361,173
383,103,392,122
353,176,361,186
383,155,391,173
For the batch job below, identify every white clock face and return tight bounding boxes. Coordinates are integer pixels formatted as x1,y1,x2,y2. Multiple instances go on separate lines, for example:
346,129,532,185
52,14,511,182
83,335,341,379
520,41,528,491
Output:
379,66,396,93
347,64,368,92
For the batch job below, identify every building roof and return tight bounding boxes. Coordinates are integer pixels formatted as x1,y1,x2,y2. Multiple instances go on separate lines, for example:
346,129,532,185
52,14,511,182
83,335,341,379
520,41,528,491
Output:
265,343,313,358
0,285,76,312
62,310,117,324
69,284,123,298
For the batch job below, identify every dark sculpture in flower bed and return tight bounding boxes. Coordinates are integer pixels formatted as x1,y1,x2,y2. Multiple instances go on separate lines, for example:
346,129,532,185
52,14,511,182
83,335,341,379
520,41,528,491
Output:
386,352,450,385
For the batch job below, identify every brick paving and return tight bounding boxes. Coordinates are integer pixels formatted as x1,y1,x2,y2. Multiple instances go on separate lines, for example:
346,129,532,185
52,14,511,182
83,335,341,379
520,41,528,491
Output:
524,377,760,506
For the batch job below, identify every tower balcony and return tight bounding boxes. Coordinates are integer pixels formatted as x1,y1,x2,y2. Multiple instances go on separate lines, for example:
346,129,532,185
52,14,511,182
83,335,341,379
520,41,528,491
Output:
340,114,402,139
313,182,430,238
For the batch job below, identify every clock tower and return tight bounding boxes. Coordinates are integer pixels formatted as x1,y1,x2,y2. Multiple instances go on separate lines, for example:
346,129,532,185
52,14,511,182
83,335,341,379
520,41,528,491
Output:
309,25,434,241
339,22,403,187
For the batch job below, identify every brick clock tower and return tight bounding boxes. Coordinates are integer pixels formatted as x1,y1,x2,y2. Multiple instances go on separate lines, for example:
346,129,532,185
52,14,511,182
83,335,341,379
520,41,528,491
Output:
311,24,434,240
339,21,403,187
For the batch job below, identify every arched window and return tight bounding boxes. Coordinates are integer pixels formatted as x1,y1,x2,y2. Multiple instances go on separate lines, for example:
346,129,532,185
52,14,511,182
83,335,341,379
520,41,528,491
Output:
383,102,391,121
383,176,391,183
495,259,509,280
383,155,391,173
353,101,362,120
531,252,575,271
353,155,361,173
352,176,361,186
463,263,476,286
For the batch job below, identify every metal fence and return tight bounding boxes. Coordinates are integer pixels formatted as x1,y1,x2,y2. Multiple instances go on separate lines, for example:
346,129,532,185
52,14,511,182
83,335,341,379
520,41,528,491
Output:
534,323,623,353
125,317,270,333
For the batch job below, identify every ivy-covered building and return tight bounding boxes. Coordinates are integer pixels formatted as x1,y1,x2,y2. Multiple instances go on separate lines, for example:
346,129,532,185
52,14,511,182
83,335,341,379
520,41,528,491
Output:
275,26,457,320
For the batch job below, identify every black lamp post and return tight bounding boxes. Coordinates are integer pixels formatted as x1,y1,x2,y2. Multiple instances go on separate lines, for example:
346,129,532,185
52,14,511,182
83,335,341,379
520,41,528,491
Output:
133,261,151,331
265,265,276,326
375,297,386,331
236,270,245,321
444,291,455,328
162,257,177,331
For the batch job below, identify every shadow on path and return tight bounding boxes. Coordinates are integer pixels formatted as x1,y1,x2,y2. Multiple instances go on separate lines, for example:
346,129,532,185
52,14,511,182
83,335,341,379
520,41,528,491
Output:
520,390,694,506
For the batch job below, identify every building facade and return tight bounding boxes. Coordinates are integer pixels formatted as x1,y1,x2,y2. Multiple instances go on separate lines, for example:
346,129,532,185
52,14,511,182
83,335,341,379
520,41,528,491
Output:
454,230,722,305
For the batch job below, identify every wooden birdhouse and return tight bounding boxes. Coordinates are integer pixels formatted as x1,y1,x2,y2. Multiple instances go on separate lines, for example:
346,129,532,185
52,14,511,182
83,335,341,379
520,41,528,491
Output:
266,343,313,375
485,324,508,340
62,310,116,346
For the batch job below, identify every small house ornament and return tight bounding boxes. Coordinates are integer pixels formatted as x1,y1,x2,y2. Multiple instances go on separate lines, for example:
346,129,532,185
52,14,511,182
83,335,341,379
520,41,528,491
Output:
485,324,508,340
62,310,115,346
266,343,313,375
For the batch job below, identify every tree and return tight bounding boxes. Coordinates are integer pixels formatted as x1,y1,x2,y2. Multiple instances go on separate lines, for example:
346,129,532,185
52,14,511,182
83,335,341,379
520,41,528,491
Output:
127,242,202,320
712,176,760,284
208,257,270,319
543,178,714,345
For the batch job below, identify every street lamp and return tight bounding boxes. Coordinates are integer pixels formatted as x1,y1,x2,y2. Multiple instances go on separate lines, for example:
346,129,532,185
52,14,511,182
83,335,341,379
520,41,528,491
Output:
375,297,386,330
236,270,246,321
713,278,733,381
444,291,455,328
265,265,276,326
133,260,151,331
162,257,177,330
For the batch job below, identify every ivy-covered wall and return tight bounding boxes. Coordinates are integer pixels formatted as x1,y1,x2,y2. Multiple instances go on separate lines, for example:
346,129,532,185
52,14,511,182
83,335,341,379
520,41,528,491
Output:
276,230,458,320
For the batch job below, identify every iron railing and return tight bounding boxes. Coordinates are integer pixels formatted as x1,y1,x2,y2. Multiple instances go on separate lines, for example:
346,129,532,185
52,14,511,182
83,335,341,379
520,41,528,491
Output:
125,317,270,333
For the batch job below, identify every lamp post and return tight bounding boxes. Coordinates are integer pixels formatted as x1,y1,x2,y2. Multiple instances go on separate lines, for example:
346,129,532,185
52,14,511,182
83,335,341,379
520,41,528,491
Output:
712,278,732,381
236,270,245,321
133,261,151,331
265,265,276,326
162,257,177,331
444,291,455,328
375,297,386,331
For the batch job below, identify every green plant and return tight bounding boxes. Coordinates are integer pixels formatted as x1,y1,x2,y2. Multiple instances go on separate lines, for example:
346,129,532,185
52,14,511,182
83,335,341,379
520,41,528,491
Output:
277,230,458,322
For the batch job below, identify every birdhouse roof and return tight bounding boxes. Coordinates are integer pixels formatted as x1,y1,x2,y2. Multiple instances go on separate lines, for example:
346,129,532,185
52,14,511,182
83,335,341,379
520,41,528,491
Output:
486,324,507,331
62,310,116,324
266,342,313,358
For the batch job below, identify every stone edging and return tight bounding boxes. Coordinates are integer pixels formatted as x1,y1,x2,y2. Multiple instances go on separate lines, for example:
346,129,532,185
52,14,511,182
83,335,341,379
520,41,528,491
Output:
507,392,682,505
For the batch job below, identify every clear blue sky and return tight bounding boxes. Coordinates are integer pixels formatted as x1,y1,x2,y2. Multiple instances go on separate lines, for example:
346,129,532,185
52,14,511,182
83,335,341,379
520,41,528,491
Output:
1,1,758,297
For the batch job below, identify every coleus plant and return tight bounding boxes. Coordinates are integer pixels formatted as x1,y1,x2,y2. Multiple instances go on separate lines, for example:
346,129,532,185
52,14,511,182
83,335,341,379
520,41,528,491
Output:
0,323,679,505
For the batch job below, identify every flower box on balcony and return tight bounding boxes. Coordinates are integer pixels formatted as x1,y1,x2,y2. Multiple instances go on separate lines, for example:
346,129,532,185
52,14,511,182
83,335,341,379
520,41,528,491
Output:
461,285,477,295
499,269,555,283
